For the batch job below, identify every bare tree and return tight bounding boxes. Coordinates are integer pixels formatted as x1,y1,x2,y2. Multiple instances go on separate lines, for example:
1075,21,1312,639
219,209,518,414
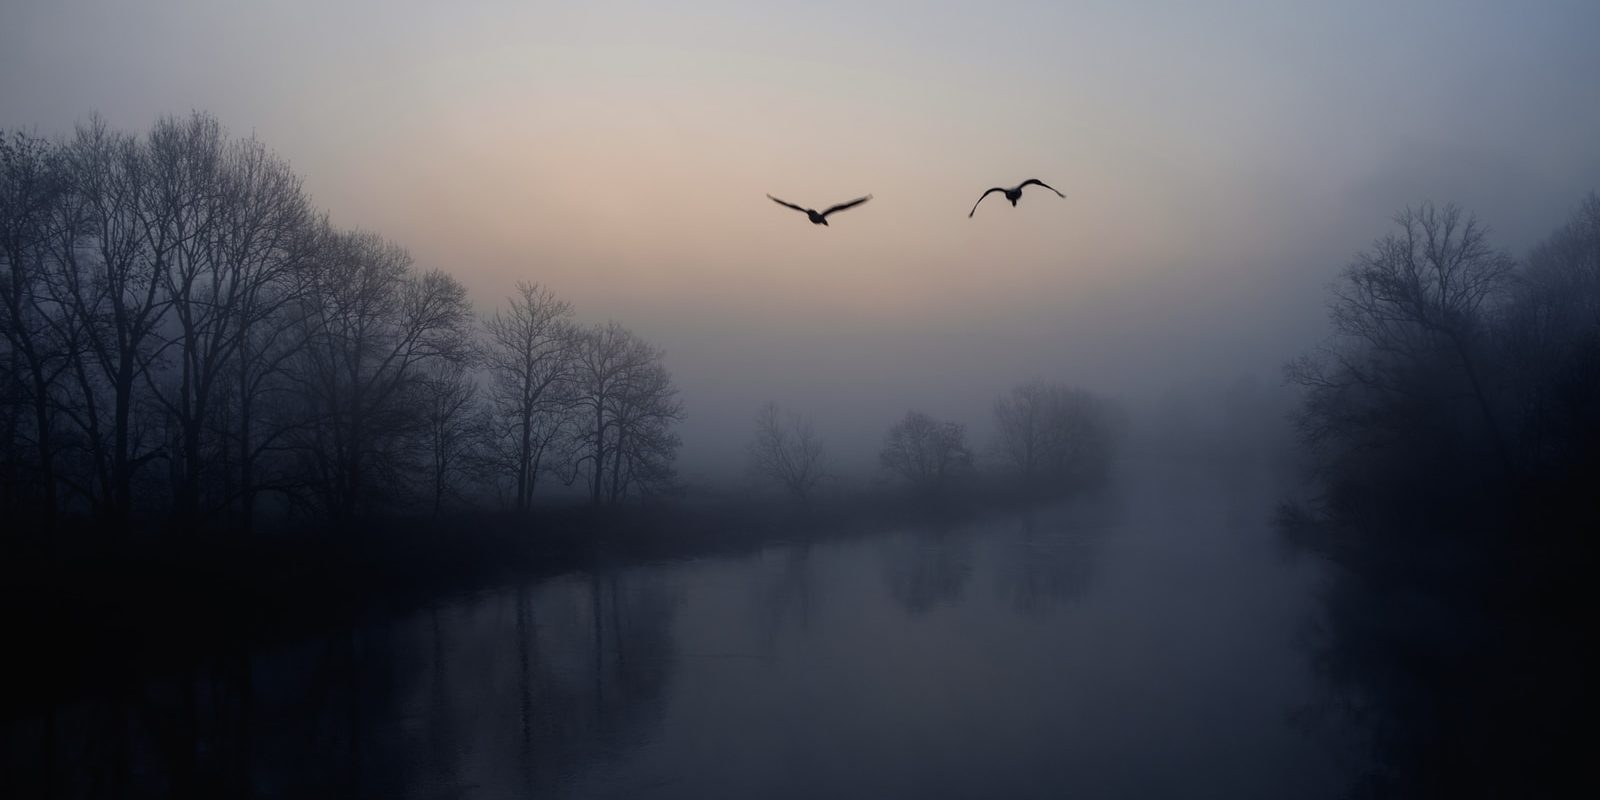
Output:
880,410,973,491
1500,193,1600,479
3,112,709,531
418,358,485,517
570,322,682,506
747,401,829,502
482,282,574,511
571,322,622,505
48,117,172,525
1288,202,1516,474
604,353,682,504
0,130,70,522
213,151,318,531
993,380,1115,489
141,113,315,529
993,381,1049,481
292,229,474,520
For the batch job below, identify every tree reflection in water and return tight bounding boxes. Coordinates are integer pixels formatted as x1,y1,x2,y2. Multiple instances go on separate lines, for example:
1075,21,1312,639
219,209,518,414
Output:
991,511,1105,617
0,567,679,799
879,525,976,616
1284,513,1590,798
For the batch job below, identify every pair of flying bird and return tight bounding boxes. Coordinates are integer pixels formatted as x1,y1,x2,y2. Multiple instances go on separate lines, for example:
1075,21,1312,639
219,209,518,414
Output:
766,178,1064,226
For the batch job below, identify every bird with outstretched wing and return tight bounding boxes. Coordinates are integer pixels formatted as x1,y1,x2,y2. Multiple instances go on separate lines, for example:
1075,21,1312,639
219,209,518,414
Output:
768,194,873,226
969,179,1065,217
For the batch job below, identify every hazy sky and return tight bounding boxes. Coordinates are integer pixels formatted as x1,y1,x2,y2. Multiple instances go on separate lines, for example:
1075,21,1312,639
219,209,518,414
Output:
5,0,1599,479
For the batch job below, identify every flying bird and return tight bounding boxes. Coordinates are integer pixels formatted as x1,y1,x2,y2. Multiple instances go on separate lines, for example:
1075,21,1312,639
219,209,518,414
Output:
768,194,872,226
968,179,1065,218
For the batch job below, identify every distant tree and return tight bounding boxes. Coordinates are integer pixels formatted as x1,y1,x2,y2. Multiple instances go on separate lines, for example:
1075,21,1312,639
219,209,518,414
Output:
570,322,633,506
607,375,681,503
992,380,1115,490
880,410,973,491
570,322,683,505
747,401,829,503
482,282,574,511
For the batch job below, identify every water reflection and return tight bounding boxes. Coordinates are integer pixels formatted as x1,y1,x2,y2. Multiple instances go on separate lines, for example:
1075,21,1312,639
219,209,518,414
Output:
1,569,679,799
879,524,975,615
4,466,1351,798
752,541,817,645
991,511,1104,615
1285,513,1590,798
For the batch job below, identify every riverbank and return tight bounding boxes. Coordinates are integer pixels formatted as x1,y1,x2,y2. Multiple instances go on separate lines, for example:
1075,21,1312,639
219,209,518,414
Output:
0,479,1091,717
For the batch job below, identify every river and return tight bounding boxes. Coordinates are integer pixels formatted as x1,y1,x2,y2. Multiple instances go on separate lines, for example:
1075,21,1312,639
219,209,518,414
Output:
2,460,1358,798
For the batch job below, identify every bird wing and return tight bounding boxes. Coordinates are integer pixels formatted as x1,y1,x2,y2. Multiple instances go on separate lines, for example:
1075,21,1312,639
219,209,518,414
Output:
1019,179,1065,198
768,195,811,214
968,188,1005,217
820,195,872,217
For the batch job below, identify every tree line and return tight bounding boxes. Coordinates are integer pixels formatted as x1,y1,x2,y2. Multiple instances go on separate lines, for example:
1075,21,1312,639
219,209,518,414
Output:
1284,196,1599,795
748,379,1119,503
0,113,683,534
1287,195,1600,528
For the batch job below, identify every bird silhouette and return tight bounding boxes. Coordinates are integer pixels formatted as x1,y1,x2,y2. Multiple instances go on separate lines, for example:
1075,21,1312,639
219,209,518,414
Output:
768,194,872,226
968,179,1065,218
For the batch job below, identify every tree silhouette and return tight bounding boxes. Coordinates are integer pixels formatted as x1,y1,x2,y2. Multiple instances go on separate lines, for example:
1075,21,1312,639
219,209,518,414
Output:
482,282,575,512
992,380,1115,492
747,401,829,503
880,410,973,492
570,323,683,506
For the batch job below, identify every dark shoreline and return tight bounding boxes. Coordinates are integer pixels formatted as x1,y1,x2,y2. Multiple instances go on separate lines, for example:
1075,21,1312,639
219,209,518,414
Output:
0,481,1089,719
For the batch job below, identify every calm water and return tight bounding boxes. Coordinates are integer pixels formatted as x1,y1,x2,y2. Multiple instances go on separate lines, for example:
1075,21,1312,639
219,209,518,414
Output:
4,462,1357,798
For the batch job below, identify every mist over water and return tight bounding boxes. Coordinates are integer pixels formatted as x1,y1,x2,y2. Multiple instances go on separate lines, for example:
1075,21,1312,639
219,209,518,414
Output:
3,1,1598,797
4,457,1357,798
